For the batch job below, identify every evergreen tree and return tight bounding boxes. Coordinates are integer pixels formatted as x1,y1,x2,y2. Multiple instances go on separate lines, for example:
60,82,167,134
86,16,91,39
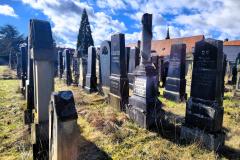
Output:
76,8,94,58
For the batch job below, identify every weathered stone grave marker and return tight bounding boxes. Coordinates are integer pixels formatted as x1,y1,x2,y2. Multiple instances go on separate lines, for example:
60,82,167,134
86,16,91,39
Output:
49,91,79,160
85,46,97,93
29,19,55,159
72,53,80,86
20,45,28,96
99,40,111,96
127,13,162,129
180,39,225,151
63,49,73,86
16,52,22,79
128,47,140,89
109,33,129,111
234,53,240,97
163,44,187,101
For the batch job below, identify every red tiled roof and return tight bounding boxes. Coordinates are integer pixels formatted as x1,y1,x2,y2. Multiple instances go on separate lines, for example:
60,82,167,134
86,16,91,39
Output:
224,40,240,46
127,35,204,56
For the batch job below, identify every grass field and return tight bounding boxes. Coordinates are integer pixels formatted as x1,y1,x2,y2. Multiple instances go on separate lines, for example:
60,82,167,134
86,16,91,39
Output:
0,65,240,159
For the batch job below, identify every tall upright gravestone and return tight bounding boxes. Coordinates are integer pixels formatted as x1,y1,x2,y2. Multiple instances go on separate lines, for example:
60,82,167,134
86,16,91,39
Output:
64,49,72,86
180,39,225,151
58,50,63,79
234,53,240,97
20,45,28,96
29,19,56,159
127,13,162,129
99,41,111,96
85,46,97,93
163,44,187,101
16,52,22,79
128,47,140,89
109,34,129,111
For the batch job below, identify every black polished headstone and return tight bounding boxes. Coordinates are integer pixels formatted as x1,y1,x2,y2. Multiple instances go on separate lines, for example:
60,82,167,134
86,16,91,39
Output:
128,47,140,89
185,39,224,131
20,46,28,96
109,33,129,111
163,44,186,101
64,49,72,86
58,50,63,79
85,46,97,93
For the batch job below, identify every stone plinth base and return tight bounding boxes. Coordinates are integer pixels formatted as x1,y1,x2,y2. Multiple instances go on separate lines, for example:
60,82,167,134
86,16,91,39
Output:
109,93,122,111
31,122,49,159
163,90,187,102
180,126,225,151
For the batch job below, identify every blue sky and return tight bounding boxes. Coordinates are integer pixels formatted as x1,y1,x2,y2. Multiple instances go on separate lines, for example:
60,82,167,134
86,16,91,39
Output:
0,0,240,48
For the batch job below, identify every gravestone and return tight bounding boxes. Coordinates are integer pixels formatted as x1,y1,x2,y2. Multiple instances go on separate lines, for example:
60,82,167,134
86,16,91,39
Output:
125,47,130,73
20,45,28,96
29,19,56,159
85,46,97,93
180,39,225,151
79,55,88,88
151,52,160,86
234,53,240,97
49,91,79,160
63,49,72,86
128,47,140,89
72,53,80,86
127,13,162,129
222,54,226,96
16,52,22,79
161,58,169,87
58,50,63,79
99,41,111,96
163,44,187,101
109,33,129,111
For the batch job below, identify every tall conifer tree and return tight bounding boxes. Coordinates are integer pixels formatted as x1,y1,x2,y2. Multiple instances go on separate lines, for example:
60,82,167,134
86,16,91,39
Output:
76,8,94,58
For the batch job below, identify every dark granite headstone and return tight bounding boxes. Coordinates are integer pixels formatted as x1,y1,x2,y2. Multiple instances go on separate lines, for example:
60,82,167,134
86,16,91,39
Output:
99,41,111,95
58,50,63,79
180,39,225,151
109,33,129,111
125,47,130,73
20,46,28,96
128,47,140,89
16,52,22,79
127,13,162,129
64,49,72,86
151,52,160,86
163,44,186,101
85,46,97,93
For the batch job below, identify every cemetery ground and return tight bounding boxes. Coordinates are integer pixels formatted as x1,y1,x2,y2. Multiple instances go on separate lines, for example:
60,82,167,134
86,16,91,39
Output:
0,66,240,159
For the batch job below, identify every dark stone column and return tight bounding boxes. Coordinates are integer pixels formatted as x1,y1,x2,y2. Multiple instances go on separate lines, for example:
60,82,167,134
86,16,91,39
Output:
20,46,28,96
180,39,225,151
234,53,240,97
163,44,187,101
85,46,97,93
58,50,63,79
127,13,162,129
64,49,72,86
109,33,129,111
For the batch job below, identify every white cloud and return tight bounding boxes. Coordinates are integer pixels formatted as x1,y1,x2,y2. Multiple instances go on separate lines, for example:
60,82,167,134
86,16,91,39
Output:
0,4,18,18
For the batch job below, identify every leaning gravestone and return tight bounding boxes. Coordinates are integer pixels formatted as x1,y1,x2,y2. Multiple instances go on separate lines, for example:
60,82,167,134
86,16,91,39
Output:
127,13,162,129
29,19,56,159
20,45,28,96
109,33,129,111
163,44,187,101
99,41,111,96
58,50,63,79
85,46,97,93
49,91,79,160
128,47,140,89
234,53,240,97
180,39,225,151
63,49,73,86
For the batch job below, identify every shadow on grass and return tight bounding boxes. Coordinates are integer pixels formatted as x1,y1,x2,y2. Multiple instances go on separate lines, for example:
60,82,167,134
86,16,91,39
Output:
149,109,240,160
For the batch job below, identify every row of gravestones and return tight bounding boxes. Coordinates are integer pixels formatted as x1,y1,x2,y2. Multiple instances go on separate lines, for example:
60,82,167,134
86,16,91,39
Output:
17,19,80,160
58,13,240,152
16,15,240,159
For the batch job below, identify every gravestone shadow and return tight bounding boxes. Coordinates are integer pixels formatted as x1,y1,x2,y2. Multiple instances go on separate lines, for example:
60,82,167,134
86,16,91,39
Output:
75,124,112,160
